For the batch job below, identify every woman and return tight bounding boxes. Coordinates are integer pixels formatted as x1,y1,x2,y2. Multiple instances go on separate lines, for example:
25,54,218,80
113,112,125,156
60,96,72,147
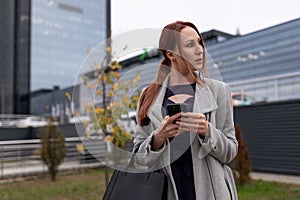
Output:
133,21,238,200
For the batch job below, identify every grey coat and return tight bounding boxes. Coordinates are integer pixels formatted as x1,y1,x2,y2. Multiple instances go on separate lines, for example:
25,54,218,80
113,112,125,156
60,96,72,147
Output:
133,75,238,200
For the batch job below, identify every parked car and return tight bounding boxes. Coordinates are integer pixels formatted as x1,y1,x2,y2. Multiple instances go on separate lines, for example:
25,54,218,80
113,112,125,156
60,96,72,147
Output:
69,116,91,124
17,116,48,128
231,92,256,106
0,120,19,127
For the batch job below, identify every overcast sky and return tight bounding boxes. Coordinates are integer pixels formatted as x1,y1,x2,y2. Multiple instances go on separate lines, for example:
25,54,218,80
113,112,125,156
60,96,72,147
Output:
111,0,300,36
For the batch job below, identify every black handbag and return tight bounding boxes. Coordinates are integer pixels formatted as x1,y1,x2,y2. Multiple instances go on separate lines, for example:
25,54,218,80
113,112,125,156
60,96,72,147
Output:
102,152,167,200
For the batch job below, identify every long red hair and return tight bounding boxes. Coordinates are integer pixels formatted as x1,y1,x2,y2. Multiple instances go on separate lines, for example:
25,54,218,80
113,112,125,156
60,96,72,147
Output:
138,21,208,126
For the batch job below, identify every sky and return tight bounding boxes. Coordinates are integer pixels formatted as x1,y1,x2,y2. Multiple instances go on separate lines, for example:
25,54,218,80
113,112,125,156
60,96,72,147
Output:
111,0,300,36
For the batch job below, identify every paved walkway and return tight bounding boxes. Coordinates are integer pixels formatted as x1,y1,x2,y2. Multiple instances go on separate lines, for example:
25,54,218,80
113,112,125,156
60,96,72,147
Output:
251,172,300,185
0,161,103,180
2,161,300,185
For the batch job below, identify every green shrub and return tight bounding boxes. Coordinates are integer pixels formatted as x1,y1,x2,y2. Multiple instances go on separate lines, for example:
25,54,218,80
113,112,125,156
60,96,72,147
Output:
39,121,66,181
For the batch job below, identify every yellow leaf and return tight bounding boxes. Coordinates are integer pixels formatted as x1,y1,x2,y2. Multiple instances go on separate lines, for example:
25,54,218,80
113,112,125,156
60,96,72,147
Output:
76,144,85,152
104,135,114,143
96,90,101,96
134,74,141,83
87,83,96,89
107,91,113,97
107,118,113,124
114,72,120,79
95,107,104,114
106,47,112,53
65,92,71,100
102,75,107,82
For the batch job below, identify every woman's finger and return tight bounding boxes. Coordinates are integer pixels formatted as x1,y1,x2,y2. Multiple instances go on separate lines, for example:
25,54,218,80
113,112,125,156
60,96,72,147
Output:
167,112,182,121
180,117,206,124
181,112,206,119
177,121,208,133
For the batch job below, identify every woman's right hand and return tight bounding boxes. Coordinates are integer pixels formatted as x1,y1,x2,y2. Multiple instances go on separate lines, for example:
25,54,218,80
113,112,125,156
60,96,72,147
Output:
151,112,182,151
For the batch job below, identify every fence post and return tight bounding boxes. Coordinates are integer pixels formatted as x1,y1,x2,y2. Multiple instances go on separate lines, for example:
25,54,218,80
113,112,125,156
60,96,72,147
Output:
274,79,278,101
18,149,21,167
0,146,3,178
240,86,245,101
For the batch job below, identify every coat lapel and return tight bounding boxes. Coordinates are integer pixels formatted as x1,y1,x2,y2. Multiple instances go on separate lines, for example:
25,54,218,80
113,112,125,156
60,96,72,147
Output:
193,82,218,115
148,76,218,128
148,76,169,128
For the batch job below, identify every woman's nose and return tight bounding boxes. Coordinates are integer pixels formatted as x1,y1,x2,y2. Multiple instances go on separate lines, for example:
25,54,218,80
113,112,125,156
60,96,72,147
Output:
195,46,203,55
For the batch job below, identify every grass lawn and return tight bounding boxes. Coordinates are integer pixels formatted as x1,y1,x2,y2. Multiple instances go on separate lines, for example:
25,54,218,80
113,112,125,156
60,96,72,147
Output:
0,168,109,200
237,180,300,200
1,168,300,200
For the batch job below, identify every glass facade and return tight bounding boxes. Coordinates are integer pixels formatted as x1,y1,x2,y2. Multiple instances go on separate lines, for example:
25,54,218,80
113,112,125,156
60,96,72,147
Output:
0,0,15,114
34,17,300,116
0,0,30,114
117,18,300,103
30,0,106,92
206,18,300,102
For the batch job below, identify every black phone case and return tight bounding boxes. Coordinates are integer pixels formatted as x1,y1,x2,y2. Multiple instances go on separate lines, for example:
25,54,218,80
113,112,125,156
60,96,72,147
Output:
167,103,187,116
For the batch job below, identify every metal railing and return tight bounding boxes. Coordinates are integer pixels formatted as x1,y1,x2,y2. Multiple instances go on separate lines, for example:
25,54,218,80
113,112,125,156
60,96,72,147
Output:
0,137,105,179
228,71,300,102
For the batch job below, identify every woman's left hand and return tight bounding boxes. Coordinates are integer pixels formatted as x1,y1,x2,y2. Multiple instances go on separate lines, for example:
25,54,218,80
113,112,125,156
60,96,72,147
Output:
176,112,209,137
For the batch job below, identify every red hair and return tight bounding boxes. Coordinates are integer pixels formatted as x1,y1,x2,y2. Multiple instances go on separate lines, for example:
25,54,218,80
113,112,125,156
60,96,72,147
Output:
138,21,208,126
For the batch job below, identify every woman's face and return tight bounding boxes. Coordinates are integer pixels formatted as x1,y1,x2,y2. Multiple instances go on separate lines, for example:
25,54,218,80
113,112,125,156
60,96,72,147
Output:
173,26,204,71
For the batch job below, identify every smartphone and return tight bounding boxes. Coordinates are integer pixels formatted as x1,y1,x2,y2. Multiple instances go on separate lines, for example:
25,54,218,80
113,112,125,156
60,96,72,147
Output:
167,103,188,116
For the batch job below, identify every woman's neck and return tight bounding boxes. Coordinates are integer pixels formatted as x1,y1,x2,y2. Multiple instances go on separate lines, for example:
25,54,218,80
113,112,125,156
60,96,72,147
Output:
169,69,195,86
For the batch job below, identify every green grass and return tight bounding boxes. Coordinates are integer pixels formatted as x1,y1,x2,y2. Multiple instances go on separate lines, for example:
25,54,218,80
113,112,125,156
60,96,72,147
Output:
237,180,300,200
0,168,110,200
1,168,300,200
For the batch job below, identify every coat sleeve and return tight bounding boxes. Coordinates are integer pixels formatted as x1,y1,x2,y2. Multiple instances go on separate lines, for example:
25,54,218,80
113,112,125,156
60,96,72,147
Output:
132,92,167,166
133,124,167,166
198,83,238,164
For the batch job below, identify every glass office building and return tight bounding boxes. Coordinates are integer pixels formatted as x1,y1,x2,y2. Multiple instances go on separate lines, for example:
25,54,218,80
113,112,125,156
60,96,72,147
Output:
30,0,106,114
0,0,30,114
205,18,300,102
30,0,106,92
34,18,300,116
117,18,300,103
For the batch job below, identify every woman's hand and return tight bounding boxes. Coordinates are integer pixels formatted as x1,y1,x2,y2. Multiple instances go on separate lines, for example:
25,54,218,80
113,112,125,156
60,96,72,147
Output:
176,112,209,137
151,112,182,151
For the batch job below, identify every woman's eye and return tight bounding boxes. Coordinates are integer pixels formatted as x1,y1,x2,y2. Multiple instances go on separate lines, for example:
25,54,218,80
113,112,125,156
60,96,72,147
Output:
186,43,194,47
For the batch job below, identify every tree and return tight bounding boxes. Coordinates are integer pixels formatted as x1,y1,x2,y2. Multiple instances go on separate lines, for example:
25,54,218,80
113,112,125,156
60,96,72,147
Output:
82,47,140,150
80,46,141,186
231,124,252,185
40,120,66,181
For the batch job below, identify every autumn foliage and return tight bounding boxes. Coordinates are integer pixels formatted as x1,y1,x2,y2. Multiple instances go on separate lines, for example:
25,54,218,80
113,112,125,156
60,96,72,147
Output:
81,48,141,149
231,124,252,185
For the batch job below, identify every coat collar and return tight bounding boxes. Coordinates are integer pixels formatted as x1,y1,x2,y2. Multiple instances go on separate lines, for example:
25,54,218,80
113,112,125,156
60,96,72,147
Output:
148,75,218,128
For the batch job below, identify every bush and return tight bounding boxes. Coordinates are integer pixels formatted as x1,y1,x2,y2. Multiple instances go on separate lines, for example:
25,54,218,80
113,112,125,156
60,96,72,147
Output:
231,124,252,185
39,121,66,181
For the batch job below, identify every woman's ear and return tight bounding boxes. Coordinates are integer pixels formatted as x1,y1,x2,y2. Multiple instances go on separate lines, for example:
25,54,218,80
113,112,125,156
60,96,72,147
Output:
166,50,175,61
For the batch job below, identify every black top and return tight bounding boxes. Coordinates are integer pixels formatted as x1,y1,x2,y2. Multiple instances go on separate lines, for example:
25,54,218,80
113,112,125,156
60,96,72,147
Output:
162,83,196,200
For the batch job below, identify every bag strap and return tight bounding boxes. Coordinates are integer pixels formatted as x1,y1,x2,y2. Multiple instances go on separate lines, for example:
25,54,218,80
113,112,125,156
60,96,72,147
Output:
127,145,139,168
205,112,211,122
127,144,164,173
